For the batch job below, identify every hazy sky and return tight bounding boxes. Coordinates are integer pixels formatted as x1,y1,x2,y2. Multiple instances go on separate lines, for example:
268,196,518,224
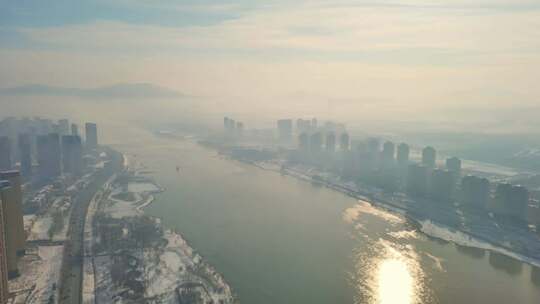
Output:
1,0,540,130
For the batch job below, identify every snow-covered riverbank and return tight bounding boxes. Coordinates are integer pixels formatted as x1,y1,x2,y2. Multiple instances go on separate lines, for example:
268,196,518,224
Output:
230,156,540,268
82,155,236,303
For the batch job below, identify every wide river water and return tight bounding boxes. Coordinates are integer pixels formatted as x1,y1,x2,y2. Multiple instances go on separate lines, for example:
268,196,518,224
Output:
112,130,540,304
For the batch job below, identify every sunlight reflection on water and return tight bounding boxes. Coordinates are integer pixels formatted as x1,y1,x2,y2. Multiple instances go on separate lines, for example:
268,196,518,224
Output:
377,258,414,304
354,240,426,304
345,200,427,304
377,241,424,304
343,200,404,224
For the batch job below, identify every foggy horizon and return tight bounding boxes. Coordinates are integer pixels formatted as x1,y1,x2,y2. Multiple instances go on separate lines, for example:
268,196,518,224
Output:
2,0,540,134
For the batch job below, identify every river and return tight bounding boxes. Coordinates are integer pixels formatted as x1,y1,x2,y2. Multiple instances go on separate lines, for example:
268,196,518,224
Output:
111,130,540,304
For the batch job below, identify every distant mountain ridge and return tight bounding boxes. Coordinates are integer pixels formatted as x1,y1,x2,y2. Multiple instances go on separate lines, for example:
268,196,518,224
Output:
0,83,186,99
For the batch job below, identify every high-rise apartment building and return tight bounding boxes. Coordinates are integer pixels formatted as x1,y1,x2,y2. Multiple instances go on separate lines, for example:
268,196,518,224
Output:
58,119,69,135
296,119,312,133
223,117,238,136
407,164,429,197
71,123,79,136
446,157,462,176
397,143,410,166
367,138,380,155
85,122,98,150
298,133,309,151
0,137,11,171
18,134,32,177
37,133,62,179
461,175,490,209
61,135,83,176
493,183,529,220
381,141,395,167
236,122,244,138
422,146,437,169
310,132,323,153
326,132,336,152
277,119,293,142
430,169,455,202
339,133,349,151
0,171,25,256
0,180,19,278
0,188,9,304
223,117,230,131
311,118,318,130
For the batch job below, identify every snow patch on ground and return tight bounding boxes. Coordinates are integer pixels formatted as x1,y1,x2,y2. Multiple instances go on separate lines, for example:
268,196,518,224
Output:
343,200,404,225
93,255,117,303
27,215,52,241
105,198,141,219
9,246,63,304
420,220,540,268
128,182,160,193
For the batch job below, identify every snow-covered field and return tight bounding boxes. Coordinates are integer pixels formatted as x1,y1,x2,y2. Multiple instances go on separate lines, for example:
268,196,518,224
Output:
8,246,63,304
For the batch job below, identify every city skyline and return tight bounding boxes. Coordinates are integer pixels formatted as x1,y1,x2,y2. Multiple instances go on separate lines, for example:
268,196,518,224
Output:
1,1,540,132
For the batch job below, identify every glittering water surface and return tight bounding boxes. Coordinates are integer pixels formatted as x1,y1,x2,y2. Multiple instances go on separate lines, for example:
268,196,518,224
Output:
345,202,430,304
112,131,540,304
377,258,414,304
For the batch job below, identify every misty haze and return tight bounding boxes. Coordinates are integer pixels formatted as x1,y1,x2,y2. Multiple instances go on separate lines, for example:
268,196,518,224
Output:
1,1,540,304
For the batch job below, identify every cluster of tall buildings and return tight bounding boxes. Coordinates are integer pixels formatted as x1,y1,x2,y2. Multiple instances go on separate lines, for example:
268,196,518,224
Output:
286,121,535,224
223,117,244,138
0,118,99,182
403,146,530,222
0,117,100,303
277,118,346,145
0,171,26,303
220,116,535,224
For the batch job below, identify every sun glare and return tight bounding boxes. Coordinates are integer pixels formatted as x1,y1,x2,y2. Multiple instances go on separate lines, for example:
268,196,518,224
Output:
376,258,415,304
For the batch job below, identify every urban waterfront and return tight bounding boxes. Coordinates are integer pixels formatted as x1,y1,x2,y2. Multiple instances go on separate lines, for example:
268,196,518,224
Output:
113,130,540,304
